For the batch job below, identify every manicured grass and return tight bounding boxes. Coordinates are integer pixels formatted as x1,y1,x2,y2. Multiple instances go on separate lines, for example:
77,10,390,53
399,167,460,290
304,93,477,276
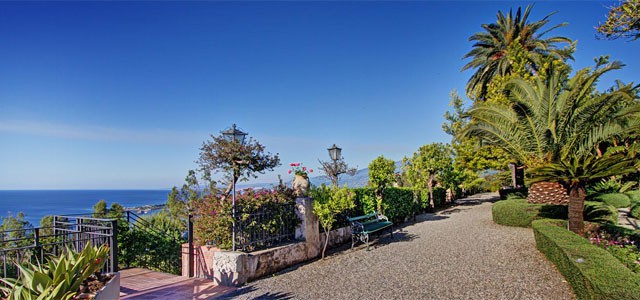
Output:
532,219,640,299
593,193,631,208
492,199,565,227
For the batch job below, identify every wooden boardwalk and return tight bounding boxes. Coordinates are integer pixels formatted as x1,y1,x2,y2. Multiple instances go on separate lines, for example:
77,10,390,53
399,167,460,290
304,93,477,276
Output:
119,268,234,300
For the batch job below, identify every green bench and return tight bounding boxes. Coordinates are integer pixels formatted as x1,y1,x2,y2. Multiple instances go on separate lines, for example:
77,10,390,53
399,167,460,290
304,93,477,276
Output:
347,213,393,250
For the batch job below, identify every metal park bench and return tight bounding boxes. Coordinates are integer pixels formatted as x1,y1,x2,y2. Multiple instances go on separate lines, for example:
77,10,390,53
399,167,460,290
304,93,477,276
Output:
347,213,393,250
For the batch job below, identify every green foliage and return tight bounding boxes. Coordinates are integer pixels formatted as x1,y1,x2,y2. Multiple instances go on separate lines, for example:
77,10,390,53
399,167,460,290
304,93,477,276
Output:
593,193,632,208
192,186,298,250
402,143,453,208
627,190,640,204
0,244,110,300
92,200,107,217
198,126,280,199
532,219,640,299
1,212,33,249
462,5,573,100
597,0,640,41
167,169,204,226
118,210,185,274
311,185,356,258
630,203,640,219
368,155,396,212
432,187,447,209
587,178,633,196
492,199,617,227
350,187,417,223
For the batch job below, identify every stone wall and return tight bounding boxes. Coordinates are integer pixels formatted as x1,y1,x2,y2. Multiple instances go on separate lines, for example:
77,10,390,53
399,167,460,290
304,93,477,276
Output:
320,226,352,249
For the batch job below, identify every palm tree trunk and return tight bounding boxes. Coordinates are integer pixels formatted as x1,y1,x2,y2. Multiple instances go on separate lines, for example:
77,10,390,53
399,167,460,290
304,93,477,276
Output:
567,182,586,235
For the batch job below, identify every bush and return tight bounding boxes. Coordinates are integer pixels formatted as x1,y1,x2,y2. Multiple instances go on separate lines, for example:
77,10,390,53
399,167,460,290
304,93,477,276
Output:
532,219,640,299
492,199,542,227
584,201,618,224
630,203,640,219
498,186,528,200
593,193,631,208
432,187,447,208
350,187,415,223
626,190,640,205
492,199,616,228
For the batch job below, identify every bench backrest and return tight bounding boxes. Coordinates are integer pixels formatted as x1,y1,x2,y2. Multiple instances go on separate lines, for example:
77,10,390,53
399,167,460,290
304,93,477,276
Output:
348,213,380,224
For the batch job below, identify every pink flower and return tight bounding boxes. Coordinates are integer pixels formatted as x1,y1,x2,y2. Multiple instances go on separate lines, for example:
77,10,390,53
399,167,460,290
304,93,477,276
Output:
288,170,292,174
290,163,296,166
309,169,313,172
302,167,306,171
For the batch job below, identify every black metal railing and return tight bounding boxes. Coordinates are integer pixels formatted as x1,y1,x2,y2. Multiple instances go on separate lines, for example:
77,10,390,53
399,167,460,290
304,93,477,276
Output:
0,215,117,278
234,203,300,252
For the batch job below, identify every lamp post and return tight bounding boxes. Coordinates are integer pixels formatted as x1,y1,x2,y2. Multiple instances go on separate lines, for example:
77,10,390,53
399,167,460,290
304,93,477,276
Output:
222,124,247,251
328,144,342,186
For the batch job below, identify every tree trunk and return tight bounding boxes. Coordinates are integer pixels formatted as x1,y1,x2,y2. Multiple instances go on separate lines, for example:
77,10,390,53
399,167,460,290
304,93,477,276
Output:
427,174,435,209
322,230,329,259
567,182,586,235
221,173,239,202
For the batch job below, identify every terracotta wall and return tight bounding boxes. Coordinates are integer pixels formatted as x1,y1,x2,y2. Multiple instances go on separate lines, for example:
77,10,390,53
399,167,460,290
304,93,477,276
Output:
181,243,219,279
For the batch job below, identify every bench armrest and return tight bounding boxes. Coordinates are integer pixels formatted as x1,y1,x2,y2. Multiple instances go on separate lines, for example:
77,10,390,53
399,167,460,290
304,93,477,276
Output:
350,221,364,233
377,214,389,222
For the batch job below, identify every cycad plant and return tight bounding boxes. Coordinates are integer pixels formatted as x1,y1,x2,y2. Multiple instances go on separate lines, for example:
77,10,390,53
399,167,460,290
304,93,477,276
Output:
465,58,640,234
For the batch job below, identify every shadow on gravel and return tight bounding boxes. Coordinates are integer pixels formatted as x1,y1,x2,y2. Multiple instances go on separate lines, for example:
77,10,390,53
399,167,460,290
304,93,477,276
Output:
219,286,293,300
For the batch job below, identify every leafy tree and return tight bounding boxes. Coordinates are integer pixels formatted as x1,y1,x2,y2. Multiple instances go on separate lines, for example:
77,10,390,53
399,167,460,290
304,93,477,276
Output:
367,156,396,213
198,127,280,201
597,0,640,41
317,157,357,187
462,5,573,100
92,200,107,217
167,170,204,223
1,212,32,249
465,59,640,234
402,143,453,208
310,185,355,259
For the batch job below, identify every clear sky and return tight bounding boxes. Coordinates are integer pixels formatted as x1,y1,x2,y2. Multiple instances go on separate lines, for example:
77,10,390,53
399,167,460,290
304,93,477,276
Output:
0,1,638,189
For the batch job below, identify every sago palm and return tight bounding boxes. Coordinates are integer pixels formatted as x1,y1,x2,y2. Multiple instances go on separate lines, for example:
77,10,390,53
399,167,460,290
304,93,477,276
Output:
465,59,640,234
462,5,573,100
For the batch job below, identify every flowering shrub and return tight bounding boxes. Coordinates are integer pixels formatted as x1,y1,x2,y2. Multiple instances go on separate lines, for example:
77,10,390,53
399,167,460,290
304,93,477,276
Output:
192,184,299,250
587,227,640,273
288,162,313,178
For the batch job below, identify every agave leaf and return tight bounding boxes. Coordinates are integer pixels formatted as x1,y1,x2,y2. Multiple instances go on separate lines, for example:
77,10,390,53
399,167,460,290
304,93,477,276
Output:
30,271,52,294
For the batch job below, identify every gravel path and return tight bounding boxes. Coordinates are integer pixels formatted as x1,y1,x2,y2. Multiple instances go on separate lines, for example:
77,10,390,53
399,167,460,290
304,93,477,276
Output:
221,193,574,300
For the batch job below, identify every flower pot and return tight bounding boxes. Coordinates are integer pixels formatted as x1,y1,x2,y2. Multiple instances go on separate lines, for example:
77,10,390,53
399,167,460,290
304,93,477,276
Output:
292,174,310,197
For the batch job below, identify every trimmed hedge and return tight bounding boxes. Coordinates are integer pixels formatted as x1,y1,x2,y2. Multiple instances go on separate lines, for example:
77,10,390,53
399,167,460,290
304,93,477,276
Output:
630,203,640,219
626,190,640,205
347,186,448,223
532,219,640,299
492,199,617,227
593,193,631,208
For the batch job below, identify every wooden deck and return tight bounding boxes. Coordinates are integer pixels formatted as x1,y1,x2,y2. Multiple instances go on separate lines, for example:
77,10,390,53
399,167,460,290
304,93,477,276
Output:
119,268,235,300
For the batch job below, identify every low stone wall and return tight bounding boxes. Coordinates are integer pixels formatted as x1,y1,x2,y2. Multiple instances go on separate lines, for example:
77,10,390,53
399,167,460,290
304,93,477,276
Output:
213,242,310,286
181,244,219,279
320,226,351,249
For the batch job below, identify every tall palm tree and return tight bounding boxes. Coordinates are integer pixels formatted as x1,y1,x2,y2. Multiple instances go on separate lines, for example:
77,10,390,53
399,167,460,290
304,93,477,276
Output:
464,59,640,234
462,5,573,100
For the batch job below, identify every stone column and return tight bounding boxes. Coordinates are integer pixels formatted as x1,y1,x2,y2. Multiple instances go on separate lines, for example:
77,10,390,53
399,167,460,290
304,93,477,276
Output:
295,197,320,259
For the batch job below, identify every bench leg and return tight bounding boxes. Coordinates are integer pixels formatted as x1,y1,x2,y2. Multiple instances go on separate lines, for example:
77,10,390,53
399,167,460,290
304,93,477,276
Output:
389,226,394,239
365,234,370,251
351,234,355,249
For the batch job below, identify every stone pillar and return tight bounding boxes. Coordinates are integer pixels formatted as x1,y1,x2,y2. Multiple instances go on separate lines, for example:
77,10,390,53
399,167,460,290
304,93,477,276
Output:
212,251,251,286
295,197,320,259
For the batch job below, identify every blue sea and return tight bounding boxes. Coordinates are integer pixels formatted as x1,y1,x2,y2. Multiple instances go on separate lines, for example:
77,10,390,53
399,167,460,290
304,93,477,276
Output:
0,190,170,226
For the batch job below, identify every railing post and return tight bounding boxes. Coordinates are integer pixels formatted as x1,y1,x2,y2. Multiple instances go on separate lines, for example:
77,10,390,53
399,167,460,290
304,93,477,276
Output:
110,219,119,273
34,227,43,263
188,214,194,278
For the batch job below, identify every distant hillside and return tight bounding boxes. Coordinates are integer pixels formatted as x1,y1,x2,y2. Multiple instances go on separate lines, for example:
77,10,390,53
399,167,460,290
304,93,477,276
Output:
238,161,402,190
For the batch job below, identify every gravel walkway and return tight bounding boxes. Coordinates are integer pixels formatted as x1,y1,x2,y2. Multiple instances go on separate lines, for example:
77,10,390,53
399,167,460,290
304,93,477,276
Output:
221,193,574,300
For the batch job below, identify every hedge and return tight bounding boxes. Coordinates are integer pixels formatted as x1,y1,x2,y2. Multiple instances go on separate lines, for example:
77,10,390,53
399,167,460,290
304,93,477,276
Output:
492,199,617,228
630,203,640,219
626,190,640,205
346,186,447,223
592,193,631,208
532,219,640,299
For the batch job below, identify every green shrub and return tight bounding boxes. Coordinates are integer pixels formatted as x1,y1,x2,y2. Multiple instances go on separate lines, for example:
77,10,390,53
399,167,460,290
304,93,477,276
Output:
626,190,640,205
630,203,640,219
350,187,415,223
492,199,541,227
584,201,618,224
498,186,528,200
593,193,631,208
532,219,640,299
432,187,447,208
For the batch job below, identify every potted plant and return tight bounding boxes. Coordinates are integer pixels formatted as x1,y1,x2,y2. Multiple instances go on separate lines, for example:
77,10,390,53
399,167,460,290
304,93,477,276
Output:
288,162,313,197
0,243,118,300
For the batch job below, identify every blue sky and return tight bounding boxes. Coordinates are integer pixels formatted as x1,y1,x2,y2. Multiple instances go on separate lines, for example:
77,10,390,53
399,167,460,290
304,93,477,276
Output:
0,1,638,189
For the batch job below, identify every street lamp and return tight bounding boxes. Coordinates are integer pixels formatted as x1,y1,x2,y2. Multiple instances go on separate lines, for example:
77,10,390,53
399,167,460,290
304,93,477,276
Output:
222,124,247,251
328,144,342,162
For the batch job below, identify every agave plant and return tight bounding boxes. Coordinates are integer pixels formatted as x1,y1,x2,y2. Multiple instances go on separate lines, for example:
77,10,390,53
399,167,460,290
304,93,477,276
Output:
0,243,110,300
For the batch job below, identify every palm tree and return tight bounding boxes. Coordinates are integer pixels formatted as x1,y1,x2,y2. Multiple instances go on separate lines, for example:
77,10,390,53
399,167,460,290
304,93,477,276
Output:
464,59,640,234
462,5,573,100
